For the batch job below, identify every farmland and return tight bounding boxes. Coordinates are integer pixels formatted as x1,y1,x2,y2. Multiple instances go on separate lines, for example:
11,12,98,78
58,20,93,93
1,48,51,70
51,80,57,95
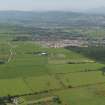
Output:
0,11,105,105
0,34,105,105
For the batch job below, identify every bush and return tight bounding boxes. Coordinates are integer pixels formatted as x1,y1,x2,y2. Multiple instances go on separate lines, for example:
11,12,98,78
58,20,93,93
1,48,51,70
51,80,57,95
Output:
0,60,5,64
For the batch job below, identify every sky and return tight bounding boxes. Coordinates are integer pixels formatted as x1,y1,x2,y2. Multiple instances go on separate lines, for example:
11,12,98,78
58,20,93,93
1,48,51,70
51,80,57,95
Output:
0,0,105,11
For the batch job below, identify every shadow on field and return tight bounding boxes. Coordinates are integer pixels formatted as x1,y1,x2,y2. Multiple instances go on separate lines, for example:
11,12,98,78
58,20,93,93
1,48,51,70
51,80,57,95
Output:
65,46,105,63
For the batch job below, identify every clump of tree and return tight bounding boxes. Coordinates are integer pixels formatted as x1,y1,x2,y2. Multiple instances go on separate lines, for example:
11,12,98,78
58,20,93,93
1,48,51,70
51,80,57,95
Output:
68,85,73,88
12,36,32,41
53,96,62,104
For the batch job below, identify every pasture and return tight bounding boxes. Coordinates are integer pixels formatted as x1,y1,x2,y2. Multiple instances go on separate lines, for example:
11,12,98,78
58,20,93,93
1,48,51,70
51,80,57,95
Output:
0,37,105,105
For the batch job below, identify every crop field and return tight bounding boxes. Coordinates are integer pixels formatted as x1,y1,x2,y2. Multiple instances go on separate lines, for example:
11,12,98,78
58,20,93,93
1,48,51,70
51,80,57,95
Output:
0,35,105,105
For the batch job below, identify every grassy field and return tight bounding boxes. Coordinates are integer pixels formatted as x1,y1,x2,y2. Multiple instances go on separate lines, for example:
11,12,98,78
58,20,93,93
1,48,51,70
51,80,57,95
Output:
0,37,105,105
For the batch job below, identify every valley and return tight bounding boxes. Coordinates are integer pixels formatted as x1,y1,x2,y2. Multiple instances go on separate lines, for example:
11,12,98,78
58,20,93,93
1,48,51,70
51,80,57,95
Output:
0,11,105,105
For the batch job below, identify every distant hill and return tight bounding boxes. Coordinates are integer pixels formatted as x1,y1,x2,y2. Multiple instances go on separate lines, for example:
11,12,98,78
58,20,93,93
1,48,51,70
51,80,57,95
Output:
0,11,80,27
85,7,105,15
0,11,104,28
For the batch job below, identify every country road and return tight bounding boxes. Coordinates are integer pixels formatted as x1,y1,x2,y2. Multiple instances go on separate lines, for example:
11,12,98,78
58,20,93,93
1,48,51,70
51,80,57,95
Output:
7,42,16,63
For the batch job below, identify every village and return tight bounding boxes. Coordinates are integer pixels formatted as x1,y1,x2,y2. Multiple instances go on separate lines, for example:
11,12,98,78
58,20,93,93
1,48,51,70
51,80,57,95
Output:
37,39,87,48
37,37,105,48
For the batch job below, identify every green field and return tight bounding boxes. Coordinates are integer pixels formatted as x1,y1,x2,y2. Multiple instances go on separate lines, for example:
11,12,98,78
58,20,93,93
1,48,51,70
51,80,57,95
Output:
0,37,105,105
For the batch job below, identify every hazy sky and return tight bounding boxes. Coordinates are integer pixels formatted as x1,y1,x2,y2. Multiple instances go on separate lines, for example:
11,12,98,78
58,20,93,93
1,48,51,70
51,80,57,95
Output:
0,0,105,11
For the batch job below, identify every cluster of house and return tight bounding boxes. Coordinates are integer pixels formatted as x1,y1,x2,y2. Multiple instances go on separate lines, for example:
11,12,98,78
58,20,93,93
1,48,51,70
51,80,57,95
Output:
36,37,105,48
37,39,88,48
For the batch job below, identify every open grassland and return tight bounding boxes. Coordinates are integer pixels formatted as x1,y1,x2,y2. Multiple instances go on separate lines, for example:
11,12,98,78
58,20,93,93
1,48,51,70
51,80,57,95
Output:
55,85,105,105
0,39,105,105
0,43,10,61
48,63,104,74
58,71,105,87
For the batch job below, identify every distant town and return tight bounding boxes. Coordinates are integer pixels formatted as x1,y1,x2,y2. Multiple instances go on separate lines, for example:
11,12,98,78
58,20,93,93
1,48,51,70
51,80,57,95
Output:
36,37,105,48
